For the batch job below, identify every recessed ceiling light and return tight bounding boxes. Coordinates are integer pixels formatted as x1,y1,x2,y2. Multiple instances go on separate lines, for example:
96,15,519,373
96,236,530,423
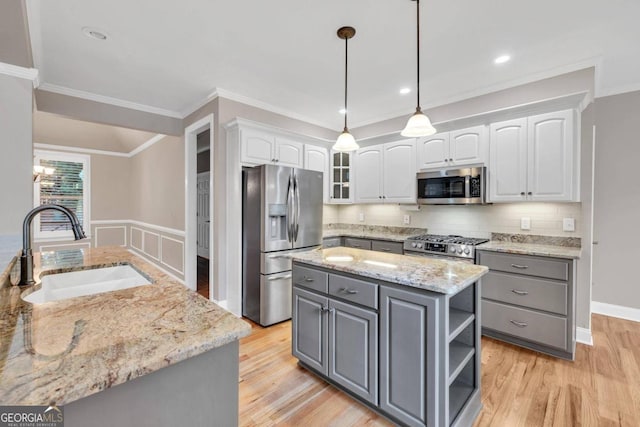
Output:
339,108,347,114
399,87,411,95
494,55,511,65
82,27,108,41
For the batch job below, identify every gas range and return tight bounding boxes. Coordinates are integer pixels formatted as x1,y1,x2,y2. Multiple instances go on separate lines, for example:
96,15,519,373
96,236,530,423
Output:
403,234,489,260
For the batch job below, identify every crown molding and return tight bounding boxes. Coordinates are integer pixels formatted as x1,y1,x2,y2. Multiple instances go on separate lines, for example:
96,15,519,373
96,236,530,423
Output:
0,62,39,87
34,133,166,158
37,83,183,118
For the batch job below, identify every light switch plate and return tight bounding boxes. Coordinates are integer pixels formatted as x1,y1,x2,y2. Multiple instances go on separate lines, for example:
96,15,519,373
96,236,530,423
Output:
403,214,411,225
563,218,575,232
520,217,531,230
358,212,365,222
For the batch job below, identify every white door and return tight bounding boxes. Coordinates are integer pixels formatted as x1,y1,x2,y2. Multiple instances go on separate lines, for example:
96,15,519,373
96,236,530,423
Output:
416,133,449,170
241,129,275,165
304,145,330,203
450,125,487,166
354,146,384,203
527,110,575,201
489,118,528,202
383,140,417,203
197,172,211,259
276,137,304,167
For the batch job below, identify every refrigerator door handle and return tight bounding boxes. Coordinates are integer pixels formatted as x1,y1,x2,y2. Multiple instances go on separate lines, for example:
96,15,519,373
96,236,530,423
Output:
294,174,301,242
286,174,294,243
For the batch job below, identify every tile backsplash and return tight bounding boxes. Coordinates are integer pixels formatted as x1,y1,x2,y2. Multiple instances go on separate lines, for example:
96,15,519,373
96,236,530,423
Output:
333,203,582,238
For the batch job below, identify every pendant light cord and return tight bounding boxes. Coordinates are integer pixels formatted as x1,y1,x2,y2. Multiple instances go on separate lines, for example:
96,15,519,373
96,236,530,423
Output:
415,0,421,112
344,36,349,131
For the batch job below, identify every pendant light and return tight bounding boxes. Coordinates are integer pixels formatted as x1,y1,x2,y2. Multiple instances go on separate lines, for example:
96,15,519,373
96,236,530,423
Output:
401,0,436,137
333,26,359,152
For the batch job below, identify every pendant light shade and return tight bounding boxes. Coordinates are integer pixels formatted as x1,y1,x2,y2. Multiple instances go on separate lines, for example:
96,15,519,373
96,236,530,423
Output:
401,0,436,138
333,26,359,152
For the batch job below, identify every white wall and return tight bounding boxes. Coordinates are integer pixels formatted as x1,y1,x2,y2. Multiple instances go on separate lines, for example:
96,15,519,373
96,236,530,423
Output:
336,203,583,238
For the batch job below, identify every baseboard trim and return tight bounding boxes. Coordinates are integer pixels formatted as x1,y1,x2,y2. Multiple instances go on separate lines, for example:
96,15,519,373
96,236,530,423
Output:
592,301,640,323
576,327,593,346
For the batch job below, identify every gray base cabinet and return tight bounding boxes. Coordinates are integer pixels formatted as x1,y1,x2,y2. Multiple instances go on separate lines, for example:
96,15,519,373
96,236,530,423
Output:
323,237,404,254
292,261,482,427
477,250,576,360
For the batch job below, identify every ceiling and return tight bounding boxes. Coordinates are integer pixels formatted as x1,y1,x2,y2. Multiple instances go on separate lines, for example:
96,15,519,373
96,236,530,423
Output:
26,0,640,130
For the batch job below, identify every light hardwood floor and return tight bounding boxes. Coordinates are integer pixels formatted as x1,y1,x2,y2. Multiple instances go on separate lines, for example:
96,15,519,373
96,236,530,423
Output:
238,314,640,426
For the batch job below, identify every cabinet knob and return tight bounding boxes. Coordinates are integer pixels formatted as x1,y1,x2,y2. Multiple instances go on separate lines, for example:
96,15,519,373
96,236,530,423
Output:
378,196,382,199
383,195,386,199
528,192,532,195
520,192,525,196
449,158,453,162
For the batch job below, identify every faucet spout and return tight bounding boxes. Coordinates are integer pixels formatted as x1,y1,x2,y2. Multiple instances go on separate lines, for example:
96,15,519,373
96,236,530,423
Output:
19,204,86,286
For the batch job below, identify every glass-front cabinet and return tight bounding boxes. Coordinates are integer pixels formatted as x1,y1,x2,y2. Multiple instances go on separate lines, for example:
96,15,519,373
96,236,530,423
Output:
330,151,353,203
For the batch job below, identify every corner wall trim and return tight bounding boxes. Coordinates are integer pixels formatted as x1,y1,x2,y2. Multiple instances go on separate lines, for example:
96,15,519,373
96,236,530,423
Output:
0,62,40,87
128,134,166,157
576,327,593,346
592,301,640,323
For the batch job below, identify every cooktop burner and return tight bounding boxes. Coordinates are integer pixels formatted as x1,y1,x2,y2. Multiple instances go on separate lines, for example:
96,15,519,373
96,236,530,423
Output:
404,234,489,260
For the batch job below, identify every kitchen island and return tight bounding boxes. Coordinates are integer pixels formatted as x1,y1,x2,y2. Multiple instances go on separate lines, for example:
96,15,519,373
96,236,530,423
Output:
0,247,250,426
290,247,488,427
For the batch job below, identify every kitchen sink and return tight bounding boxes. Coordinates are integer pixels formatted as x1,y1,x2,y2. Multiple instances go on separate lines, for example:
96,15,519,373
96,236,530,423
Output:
22,264,152,304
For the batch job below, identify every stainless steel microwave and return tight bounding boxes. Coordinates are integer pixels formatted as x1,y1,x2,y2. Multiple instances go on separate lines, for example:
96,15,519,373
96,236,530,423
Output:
417,166,487,205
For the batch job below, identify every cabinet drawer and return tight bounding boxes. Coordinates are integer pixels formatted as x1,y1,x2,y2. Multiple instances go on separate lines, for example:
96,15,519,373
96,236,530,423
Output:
293,265,328,293
344,238,372,250
329,274,378,309
478,251,568,281
483,271,567,315
482,300,567,350
323,237,343,248
371,240,403,254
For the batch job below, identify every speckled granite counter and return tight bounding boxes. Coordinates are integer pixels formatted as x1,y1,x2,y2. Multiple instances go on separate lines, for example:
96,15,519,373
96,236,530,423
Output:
0,247,250,406
323,224,426,243
477,233,581,259
291,247,487,295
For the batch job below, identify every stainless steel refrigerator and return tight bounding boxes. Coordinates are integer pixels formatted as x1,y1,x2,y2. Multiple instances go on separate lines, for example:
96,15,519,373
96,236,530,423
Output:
242,164,323,326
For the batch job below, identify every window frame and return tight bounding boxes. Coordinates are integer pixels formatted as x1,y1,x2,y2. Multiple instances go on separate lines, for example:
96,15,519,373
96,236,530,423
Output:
33,150,91,241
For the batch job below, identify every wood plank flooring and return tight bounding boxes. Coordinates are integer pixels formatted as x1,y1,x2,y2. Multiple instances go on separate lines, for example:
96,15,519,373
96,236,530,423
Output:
238,315,640,426
196,256,209,300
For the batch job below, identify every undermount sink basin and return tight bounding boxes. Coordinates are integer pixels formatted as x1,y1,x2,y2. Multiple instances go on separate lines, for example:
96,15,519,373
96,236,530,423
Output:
23,265,152,304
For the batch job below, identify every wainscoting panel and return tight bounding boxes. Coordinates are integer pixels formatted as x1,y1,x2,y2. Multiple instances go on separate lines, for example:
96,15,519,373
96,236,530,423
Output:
160,236,185,275
95,226,127,247
130,227,143,252
39,241,92,252
143,231,160,261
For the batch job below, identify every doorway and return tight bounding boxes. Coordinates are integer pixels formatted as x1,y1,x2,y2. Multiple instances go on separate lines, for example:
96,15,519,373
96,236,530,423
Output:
184,114,214,299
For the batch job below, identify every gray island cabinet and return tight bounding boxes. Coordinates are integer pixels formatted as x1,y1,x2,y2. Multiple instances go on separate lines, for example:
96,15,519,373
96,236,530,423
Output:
291,247,488,427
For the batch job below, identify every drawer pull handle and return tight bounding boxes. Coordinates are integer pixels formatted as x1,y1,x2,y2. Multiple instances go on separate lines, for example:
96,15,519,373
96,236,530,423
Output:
380,248,391,252
511,289,529,296
341,288,359,294
303,276,315,282
320,306,335,314
510,320,528,328
510,264,529,269
352,245,361,248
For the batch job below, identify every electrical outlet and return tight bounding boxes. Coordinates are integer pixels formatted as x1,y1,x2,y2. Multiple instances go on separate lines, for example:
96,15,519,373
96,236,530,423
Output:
403,214,411,225
563,218,575,232
358,212,365,222
520,217,531,230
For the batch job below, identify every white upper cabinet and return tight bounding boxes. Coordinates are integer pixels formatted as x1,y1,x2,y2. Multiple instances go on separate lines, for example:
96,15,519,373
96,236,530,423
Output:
241,128,276,165
240,127,304,168
417,125,487,170
489,118,528,202
355,140,416,204
304,145,330,203
354,146,384,203
527,110,575,201
275,136,304,168
382,141,417,203
489,109,578,203
416,133,450,169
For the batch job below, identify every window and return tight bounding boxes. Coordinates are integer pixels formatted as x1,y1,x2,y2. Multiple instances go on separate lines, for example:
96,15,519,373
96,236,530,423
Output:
33,150,91,240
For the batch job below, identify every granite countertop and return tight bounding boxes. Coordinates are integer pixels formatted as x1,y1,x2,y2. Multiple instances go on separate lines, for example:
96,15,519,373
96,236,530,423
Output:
291,247,488,295
323,224,427,243
0,247,251,406
476,241,582,259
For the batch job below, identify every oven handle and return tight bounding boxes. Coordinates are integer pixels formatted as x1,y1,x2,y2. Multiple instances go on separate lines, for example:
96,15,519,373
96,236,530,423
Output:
464,175,471,198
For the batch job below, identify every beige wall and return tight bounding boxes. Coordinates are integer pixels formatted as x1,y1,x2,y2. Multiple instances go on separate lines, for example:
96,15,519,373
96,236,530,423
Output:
34,111,157,153
592,91,640,310
0,73,33,265
91,154,132,220
129,135,184,230
0,0,32,68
